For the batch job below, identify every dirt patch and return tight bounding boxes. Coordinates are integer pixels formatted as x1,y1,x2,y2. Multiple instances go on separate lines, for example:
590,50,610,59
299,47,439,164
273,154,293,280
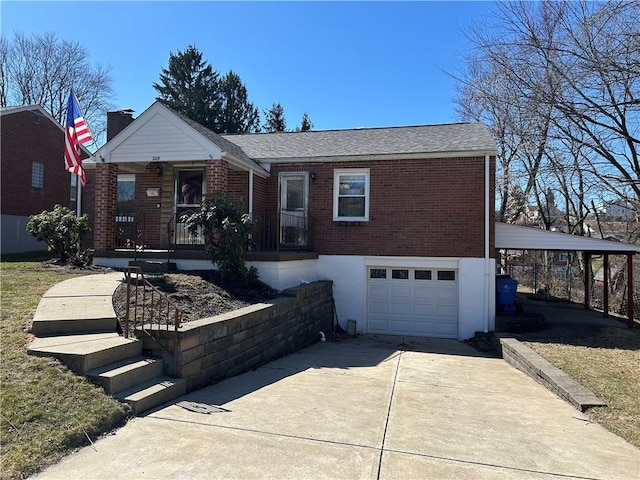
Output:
112,270,280,325
19,259,114,273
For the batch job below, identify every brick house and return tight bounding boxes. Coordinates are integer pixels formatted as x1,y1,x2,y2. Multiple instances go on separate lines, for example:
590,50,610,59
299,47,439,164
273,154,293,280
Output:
91,101,497,339
0,105,90,254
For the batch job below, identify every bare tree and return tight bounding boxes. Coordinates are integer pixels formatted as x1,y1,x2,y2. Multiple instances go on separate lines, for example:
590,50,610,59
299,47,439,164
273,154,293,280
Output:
455,4,560,226
1,31,114,142
456,0,640,235
511,1,640,205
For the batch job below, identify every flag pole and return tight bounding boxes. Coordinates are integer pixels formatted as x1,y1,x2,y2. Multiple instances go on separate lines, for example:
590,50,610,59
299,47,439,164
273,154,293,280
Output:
77,178,82,216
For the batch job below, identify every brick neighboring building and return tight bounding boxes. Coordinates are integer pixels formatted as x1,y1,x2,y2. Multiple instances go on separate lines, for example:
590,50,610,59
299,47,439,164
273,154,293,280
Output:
90,101,497,340
1,105,90,254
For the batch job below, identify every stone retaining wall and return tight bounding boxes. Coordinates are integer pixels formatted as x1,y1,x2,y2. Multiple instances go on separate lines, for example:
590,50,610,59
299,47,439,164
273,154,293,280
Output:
140,280,334,391
497,336,606,412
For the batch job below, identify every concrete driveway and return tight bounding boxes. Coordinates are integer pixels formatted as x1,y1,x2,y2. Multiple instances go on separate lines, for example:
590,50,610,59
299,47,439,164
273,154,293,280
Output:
34,336,639,480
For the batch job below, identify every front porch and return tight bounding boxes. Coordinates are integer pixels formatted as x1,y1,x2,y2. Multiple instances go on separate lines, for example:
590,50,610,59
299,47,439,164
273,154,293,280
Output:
93,248,320,291
113,211,314,254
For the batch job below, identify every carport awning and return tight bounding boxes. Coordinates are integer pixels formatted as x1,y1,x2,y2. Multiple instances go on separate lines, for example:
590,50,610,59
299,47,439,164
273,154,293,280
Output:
495,222,640,253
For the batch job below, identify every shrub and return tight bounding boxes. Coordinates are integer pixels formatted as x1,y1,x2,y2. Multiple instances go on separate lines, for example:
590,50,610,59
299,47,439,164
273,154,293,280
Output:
26,205,90,263
182,194,258,284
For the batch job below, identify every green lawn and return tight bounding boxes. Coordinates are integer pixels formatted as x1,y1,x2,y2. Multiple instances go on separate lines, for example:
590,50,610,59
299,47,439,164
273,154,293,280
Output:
1,257,638,478
524,326,640,448
0,259,130,480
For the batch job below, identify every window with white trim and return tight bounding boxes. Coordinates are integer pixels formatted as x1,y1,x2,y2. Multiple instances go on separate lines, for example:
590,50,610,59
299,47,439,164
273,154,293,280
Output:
333,169,370,221
32,162,44,189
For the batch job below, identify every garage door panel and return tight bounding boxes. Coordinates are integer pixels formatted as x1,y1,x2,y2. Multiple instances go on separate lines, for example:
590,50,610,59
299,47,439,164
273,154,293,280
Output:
434,305,458,322
436,321,458,337
390,285,411,300
368,300,388,315
368,284,388,298
413,303,435,316
368,317,389,333
435,288,457,303
413,285,435,302
389,319,411,334
413,321,436,335
390,302,411,315
367,267,458,338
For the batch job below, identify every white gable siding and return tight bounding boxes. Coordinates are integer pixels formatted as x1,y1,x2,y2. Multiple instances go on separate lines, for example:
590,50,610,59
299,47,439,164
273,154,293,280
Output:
110,113,222,163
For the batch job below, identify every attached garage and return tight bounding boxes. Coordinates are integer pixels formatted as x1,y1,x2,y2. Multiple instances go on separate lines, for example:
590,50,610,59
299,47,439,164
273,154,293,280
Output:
367,266,459,338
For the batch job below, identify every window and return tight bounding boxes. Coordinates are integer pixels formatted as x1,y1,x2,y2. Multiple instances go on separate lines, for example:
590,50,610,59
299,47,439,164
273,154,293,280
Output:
370,268,386,279
32,162,44,188
392,269,409,279
176,170,205,206
437,270,456,281
333,169,370,221
70,174,77,201
117,174,135,221
415,270,432,280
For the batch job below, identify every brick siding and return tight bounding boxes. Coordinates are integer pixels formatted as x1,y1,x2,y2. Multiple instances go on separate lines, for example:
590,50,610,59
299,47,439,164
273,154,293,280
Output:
1,110,78,216
265,157,496,258
94,163,118,251
206,159,229,193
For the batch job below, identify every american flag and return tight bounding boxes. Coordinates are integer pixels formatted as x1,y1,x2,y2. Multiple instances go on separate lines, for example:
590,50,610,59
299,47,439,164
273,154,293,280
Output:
64,90,93,186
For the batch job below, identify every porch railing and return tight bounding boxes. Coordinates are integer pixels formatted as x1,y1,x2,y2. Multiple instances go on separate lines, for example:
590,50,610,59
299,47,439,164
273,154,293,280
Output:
166,211,312,252
116,213,145,249
257,213,312,251
123,267,182,371
169,210,205,247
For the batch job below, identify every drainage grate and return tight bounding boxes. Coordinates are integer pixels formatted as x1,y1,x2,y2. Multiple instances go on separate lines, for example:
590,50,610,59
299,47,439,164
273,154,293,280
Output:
176,401,231,414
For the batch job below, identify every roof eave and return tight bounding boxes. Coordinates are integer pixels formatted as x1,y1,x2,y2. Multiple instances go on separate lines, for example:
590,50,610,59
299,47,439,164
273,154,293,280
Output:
255,149,497,164
221,151,269,178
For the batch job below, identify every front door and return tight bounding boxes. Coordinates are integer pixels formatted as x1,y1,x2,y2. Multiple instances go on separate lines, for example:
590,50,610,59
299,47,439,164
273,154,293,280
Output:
174,169,205,246
279,173,308,247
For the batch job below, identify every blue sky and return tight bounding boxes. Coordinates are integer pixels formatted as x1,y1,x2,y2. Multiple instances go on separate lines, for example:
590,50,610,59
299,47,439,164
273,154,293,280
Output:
2,1,496,131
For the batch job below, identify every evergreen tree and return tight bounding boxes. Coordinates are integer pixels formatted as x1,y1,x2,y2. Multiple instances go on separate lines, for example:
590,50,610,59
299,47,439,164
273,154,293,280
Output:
217,71,260,133
299,112,313,132
153,45,220,131
263,102,287,132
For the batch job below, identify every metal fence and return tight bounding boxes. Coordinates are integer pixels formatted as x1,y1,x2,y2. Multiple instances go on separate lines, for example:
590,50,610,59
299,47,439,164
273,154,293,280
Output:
503,251,639,320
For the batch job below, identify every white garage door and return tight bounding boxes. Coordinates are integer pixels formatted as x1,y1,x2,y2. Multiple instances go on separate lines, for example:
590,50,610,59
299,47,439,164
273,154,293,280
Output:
367,267,458,338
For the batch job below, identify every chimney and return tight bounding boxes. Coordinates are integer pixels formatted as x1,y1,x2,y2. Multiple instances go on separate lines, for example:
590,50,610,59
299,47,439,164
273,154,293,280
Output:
106,108,135,141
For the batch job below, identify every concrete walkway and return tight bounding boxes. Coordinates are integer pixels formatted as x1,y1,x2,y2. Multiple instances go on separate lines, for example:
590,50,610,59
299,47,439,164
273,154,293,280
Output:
33,335,639,480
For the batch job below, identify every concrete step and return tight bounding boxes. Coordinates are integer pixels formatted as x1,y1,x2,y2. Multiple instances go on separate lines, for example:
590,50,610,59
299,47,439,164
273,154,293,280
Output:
129,260,177,273
31,313,118,336
116,377,187,414
86,357,164,394
31,273,124,336
28,333,142,374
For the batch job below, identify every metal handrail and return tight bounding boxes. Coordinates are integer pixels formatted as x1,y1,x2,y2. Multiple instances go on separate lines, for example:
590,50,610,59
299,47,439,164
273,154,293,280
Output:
124,267,182,372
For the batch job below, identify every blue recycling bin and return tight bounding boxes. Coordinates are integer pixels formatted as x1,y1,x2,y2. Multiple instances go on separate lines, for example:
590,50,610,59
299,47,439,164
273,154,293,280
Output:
496,277,518,314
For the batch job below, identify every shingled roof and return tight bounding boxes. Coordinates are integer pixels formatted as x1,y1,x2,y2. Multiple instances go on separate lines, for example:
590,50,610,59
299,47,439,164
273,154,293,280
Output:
170,109,263,170
222,123,496,162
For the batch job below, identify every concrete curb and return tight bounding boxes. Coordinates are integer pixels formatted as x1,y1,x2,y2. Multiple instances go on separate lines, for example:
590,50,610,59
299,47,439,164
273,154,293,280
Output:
496,335,607,412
